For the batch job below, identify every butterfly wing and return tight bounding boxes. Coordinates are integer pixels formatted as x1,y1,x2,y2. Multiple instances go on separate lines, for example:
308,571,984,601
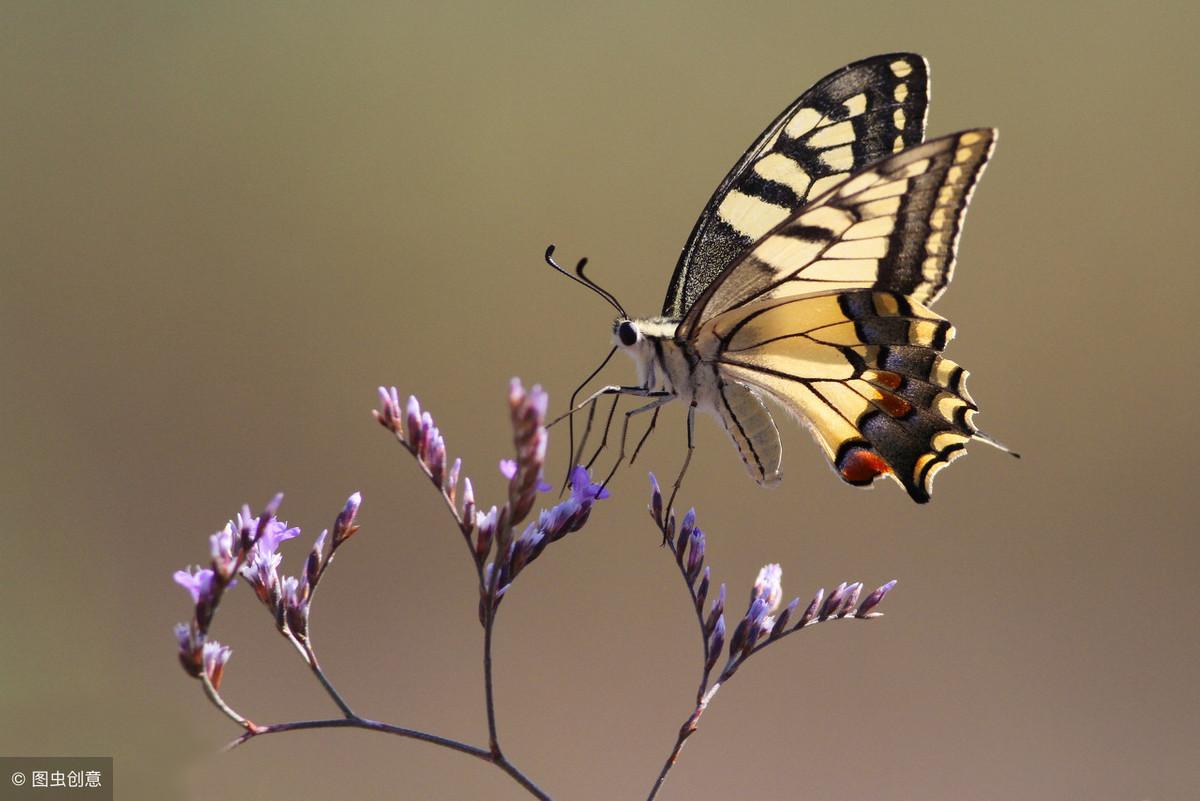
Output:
690,129,996,502
715,381,783,487
701,291,977,502
682,129,996,337
663,53,929,319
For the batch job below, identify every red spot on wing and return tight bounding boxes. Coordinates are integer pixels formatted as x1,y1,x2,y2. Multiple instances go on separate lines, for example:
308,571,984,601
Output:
867,370,903,390
839,447,891,484
876,391,912,418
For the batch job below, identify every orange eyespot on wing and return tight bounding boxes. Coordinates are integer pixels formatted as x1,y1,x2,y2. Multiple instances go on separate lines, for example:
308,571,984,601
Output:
837,445,892,485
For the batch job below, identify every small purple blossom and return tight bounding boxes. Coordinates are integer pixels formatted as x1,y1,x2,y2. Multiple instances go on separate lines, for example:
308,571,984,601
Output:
209,522,238,578
856,580,898,618
201,640,232,689
174,622,203,677
332,491,361,548
752,563,783,613
255,518,302,557
174,566,218,605
569,466,609,502
241,547,283,604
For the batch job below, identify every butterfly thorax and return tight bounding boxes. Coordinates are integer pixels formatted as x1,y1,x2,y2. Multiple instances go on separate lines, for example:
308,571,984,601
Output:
614,316,711,405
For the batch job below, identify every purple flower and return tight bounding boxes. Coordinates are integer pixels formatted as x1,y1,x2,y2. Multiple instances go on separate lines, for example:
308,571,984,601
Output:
255,518,302,557
752,563,783,613
648,472,663,524
241,547,283,604
174,566,218,605
174,622,203,677
209,522,238,578
569,465,609,502
202,640,232,689
499,459,517,480
331,491,361,548
856,579,898,618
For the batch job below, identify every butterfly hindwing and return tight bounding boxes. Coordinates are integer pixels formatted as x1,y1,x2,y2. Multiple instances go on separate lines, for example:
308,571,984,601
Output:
699,290,978,502
716,381,783,487
682,129,996,334
663,53,930,319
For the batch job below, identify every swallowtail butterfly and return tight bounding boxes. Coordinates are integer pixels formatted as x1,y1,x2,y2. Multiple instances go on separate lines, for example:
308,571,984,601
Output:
549,53,1011,505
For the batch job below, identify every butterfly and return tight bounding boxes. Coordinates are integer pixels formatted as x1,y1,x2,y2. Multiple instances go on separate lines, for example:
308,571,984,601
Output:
548,53,1012,507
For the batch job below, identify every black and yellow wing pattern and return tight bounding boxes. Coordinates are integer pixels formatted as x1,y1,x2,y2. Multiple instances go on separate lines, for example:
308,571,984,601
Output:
691,129,997,501
664,53,930,319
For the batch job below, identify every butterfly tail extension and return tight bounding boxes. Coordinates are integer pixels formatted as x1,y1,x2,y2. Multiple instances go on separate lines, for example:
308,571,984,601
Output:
716,381,783,487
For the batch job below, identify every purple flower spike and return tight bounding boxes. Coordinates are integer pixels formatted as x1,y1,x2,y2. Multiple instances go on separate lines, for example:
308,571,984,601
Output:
856,579,898,618
504,379,550,526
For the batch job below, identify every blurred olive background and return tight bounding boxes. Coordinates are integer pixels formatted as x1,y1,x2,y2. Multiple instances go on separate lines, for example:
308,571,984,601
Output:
3,2,1197,800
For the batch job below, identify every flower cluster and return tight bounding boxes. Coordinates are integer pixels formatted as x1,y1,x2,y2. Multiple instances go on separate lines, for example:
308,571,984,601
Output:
376,379,609,624
649,474,897,693
172,492,361,687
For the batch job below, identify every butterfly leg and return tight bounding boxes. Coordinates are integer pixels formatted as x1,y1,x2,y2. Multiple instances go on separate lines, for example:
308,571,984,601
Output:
560,396,601,496
665,403,697,515
548,385,668,428
602,396,674,489
584,394,622,472
629,407,661,465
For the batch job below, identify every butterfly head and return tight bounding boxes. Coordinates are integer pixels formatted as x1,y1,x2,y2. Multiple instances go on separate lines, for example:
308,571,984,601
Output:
614,319,641,349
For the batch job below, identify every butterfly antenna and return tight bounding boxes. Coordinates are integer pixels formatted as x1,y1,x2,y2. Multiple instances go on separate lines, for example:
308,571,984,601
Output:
544,245,627,317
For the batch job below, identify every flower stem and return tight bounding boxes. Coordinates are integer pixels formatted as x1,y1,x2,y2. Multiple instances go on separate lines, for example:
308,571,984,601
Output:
225,717,553,801
305,645,356,719
645,683,721,801
483,570,502,754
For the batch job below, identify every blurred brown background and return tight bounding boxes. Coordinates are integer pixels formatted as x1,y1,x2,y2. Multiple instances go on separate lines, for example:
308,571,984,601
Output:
3,2,1197,800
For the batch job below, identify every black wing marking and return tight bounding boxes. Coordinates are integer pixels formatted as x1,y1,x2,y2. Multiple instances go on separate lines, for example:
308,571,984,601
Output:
662,53,930,319
681,129,997,337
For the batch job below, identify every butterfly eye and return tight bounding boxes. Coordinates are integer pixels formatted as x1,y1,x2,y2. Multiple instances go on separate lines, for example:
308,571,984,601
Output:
617,321,639,347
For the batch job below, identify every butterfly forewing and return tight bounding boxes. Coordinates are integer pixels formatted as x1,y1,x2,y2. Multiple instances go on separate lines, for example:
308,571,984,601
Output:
688,129,997,501
683,129,997,335
663,53,930,319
